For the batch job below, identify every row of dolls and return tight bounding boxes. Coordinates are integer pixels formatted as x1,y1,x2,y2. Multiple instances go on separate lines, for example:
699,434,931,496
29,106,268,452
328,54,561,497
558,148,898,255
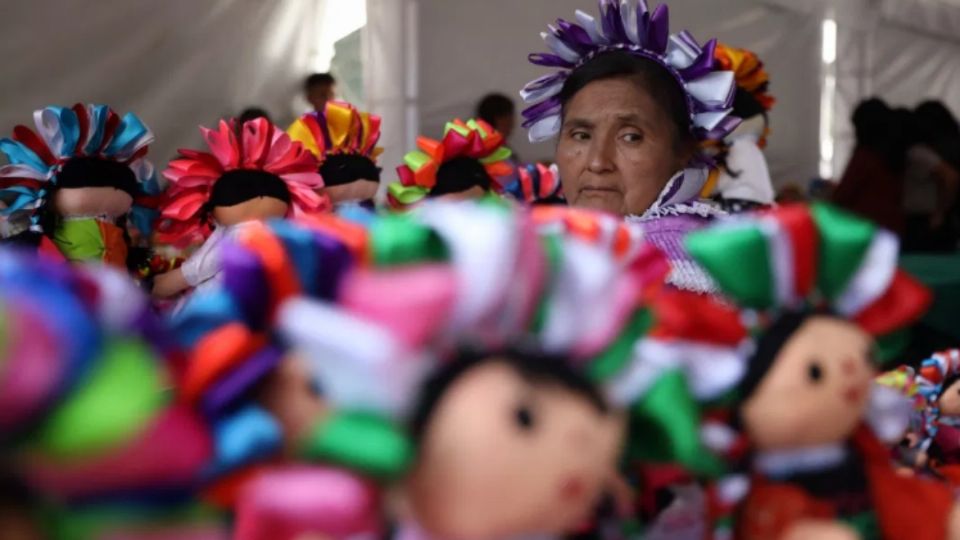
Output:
1,194,957,540
0,101,563,310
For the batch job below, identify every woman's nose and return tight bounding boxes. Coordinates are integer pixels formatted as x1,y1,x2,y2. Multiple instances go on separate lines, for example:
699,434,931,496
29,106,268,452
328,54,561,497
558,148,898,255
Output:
586,136,616,174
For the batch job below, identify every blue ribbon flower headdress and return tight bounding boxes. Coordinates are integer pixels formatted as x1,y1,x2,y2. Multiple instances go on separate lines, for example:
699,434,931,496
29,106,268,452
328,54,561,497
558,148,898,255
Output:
0,104,159,239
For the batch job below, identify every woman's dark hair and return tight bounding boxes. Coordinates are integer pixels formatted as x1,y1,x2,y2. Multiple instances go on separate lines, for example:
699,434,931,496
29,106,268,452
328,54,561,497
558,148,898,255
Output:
558,51,694,152
852,98,911,173
410,348,608,443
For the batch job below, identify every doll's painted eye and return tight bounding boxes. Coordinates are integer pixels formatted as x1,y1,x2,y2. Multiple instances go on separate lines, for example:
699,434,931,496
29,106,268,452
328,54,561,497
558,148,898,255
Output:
514,403,536,431
807,362,823,383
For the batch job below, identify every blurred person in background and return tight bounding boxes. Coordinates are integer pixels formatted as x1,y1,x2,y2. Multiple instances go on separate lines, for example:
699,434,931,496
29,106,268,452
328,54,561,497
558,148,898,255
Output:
833,98,909,235
476,93,517,143
903,100,960,252
304,73,337,112
476,93,520,163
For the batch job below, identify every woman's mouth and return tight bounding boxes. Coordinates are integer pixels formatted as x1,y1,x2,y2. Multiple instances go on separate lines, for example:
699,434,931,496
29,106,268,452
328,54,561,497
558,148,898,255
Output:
579,185,620,194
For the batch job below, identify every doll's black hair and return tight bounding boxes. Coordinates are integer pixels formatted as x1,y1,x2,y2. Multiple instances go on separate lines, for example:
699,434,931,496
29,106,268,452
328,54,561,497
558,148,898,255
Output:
56,156,140,196
714,88,768,180
410,348,608,443
320,154,382,187
208,169,292,209
426,157,492,198
736,310,816,404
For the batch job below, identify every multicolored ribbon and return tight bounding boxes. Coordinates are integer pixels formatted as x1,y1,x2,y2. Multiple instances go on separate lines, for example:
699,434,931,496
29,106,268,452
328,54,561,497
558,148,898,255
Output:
157,118,330,247
387,119,513,208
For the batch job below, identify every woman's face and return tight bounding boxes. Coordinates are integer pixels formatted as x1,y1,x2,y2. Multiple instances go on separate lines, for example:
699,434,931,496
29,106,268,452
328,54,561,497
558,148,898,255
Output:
556,77,690,216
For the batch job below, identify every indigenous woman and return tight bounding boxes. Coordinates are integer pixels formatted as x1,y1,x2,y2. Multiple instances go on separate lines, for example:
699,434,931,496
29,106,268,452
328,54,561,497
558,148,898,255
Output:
522,0,739,291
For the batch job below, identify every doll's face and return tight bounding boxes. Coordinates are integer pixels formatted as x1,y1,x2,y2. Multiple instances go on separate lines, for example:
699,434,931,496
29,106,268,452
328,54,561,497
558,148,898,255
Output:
324,181,379,206
939,379,960,417
741,316,875,451
53,187,133,219
432,185,488,202
406,358,625,540
213,197,290,227
257,355,328,456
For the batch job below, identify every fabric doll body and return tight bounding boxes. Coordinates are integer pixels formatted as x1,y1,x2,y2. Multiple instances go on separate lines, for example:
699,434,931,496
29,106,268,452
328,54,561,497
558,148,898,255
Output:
742,425,955,540
172,220,259,301
714,117,775,211
51,184,135,266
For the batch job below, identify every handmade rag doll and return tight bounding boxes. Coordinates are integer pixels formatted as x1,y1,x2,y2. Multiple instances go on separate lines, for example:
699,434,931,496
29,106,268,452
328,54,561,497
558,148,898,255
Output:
644,203,959,540
287,100,384,208
153,117,329,302
699,43,776,212
387,119,513,209
0,104,161,271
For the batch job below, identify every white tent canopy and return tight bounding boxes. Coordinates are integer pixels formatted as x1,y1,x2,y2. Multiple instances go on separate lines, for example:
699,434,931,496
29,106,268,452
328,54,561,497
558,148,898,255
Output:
3,0,960,190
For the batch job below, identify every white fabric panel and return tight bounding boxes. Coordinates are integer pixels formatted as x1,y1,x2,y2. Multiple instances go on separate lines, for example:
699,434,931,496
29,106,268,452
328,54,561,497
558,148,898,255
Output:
416,0,822,188
880,0,960,41
0,0,323,164
365,0,420,180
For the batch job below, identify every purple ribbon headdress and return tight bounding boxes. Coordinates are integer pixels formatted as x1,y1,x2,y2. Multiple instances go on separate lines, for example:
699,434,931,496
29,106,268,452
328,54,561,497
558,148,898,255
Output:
521,0,740,144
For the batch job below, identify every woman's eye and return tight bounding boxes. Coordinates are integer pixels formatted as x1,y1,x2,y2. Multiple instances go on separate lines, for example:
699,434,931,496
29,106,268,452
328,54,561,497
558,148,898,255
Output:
570,131,590,141
513,402,536,432
621,132,643,143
